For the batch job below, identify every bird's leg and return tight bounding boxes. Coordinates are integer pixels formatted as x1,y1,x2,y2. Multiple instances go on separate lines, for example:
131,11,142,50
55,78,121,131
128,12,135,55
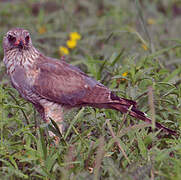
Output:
40,100,64,140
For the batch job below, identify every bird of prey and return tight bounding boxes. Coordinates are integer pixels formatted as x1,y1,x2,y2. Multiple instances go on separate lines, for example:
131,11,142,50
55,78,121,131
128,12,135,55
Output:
3,28,176,137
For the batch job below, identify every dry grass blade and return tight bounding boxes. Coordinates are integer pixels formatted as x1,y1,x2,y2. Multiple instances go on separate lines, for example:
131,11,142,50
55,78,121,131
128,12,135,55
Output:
93,136,105,180
61,145,76,179
106,120,131,164
65,145,76,170
118,123,151,137
148,86,156,130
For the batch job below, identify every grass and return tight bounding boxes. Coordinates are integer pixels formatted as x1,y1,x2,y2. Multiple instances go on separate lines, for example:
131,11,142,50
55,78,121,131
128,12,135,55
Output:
0,0,181,179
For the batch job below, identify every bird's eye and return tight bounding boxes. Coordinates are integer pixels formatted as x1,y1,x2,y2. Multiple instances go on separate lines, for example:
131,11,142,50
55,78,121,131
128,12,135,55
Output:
7,35,16,43
25,35,30,43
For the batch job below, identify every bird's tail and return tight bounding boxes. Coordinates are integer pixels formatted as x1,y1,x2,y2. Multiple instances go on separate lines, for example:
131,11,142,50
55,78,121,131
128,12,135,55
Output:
108,100,177,136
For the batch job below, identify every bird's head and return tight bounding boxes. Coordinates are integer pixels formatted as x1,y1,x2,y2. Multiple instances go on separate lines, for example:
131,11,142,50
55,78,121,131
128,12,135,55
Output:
3,28,32,52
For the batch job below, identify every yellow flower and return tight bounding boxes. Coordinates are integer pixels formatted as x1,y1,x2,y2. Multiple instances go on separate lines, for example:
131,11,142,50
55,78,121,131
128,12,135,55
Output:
120,72,128,81
116,72,128,84
38,26,46,34
59,46,69,56
147,18,156,25
141,43,148,51
70,32,81,41
66,39,77,49
122,72,128,77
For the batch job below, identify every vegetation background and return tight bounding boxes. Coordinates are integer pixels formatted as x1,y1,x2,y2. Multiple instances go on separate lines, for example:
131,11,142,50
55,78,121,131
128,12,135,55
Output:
0,0,181,179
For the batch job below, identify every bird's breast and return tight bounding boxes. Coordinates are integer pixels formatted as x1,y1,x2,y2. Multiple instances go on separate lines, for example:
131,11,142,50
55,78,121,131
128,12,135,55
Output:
26,67,40,86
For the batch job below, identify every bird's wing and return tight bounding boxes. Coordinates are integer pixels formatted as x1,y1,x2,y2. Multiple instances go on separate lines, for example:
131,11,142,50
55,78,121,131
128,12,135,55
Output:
33,55,136,107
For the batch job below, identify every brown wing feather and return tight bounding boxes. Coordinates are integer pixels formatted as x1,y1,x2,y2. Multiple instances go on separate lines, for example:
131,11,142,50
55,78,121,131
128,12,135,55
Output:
33,55,136,107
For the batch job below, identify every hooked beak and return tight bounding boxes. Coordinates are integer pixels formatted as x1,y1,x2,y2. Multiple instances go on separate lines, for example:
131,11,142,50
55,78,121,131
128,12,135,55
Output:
14,39,25,49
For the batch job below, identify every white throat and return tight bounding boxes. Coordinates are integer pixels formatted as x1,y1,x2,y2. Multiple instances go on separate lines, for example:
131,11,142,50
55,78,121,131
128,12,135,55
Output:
3,46,39,74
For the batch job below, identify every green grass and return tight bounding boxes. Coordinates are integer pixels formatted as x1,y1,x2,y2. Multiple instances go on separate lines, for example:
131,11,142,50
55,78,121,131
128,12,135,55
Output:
0,0,181,179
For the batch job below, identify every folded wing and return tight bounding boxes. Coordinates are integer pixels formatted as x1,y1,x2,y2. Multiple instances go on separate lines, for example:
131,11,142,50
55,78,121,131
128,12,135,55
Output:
33,55,136,108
